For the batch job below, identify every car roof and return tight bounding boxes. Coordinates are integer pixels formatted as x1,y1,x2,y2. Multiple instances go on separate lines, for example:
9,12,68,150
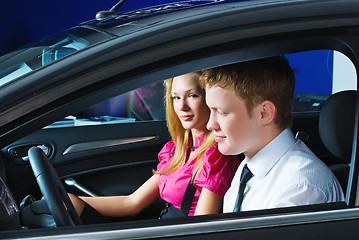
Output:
83,0,359,37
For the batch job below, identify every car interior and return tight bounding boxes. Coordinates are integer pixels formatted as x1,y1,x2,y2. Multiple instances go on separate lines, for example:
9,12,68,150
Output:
0,47,357,231
318,90,355,194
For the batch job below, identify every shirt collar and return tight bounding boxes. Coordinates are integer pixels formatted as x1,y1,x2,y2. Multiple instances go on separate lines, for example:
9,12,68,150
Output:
247,128,296,178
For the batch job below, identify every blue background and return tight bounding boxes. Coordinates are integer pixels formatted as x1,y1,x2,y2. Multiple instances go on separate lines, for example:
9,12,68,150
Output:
0,0,177,56
287,50,333,96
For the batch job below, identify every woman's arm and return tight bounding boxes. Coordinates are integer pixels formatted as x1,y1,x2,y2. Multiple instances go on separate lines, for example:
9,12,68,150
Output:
76,174,160,217
194,188,222,216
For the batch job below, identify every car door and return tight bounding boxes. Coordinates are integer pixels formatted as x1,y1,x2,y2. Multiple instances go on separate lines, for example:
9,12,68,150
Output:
2,81,170,220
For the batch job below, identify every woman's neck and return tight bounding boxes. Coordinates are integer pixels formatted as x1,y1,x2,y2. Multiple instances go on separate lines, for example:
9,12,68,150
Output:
190,128,209,144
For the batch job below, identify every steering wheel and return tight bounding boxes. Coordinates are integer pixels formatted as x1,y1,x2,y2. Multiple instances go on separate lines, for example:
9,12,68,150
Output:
28,147,82,227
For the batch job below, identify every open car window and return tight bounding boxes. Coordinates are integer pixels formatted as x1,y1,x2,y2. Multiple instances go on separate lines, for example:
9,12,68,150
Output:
1,49,358,239
47,81,166,128
46,49,357,129
290,50,357,112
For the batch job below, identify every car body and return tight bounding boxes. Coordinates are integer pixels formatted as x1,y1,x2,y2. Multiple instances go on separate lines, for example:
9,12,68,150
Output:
0,0,359,239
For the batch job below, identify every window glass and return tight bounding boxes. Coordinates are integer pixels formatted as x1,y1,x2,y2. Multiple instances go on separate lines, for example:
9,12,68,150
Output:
0,27,112,87
47,81,166,128
288,50,357,112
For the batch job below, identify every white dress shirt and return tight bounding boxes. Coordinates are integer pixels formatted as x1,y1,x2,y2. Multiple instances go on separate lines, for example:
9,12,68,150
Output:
223,128,344,213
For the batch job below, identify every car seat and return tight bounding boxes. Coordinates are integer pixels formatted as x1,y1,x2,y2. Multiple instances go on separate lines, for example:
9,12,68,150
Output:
318,90,357,194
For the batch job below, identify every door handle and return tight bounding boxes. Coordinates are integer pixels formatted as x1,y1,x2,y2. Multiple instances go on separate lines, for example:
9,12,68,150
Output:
21,145,50,161
8,144,52,165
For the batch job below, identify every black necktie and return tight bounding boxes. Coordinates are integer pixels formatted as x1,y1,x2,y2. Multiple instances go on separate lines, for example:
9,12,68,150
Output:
233,164,253,212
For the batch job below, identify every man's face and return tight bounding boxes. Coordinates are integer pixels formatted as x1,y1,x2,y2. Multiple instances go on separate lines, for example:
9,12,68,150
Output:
205,85,262,157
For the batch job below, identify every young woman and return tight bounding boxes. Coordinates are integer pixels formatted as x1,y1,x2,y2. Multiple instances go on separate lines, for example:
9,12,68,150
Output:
69,72,241,221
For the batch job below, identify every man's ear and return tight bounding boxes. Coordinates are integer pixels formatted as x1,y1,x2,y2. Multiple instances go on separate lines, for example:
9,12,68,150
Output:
259,100,276,125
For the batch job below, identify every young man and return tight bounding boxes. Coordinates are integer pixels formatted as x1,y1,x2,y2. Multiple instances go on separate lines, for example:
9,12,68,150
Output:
200,56,344,212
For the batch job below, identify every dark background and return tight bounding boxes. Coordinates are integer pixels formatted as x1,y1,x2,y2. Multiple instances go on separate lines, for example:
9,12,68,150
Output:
0,0,177,57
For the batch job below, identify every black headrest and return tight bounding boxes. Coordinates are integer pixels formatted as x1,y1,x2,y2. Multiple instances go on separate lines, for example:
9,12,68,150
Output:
319,90,357,163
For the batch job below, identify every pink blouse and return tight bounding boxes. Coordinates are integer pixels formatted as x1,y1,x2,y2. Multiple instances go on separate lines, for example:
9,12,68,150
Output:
157,134,241,216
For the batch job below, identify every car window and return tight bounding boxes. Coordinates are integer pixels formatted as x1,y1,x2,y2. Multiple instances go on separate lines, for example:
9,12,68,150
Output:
47,49,357,129
289,50,357,112
47,81,166,128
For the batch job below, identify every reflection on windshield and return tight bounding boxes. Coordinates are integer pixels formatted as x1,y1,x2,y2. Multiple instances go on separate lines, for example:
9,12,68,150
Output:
0,62,32,87
0,27,112,88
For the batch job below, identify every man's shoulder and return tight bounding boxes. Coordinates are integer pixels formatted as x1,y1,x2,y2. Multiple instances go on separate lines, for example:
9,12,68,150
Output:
275,144,344,201
288,139,322,163
276,140,334,181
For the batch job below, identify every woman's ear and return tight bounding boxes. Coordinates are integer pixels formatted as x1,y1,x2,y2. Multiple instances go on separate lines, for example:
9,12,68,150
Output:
259,100,276,125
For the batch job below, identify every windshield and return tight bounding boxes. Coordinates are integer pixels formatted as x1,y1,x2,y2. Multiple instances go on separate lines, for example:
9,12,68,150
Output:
0,27,113,88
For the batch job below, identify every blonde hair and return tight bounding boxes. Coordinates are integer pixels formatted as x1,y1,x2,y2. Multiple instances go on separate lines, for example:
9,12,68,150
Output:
156,72,216,180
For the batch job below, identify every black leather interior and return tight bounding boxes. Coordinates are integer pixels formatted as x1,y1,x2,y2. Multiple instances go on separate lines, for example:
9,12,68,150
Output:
319,90,357,193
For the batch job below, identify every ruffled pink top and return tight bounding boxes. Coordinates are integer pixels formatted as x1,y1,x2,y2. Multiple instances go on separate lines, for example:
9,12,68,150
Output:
157,134,241,216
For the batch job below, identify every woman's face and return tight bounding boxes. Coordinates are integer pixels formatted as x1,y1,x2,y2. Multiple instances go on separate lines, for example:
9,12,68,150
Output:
171,73,210,133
